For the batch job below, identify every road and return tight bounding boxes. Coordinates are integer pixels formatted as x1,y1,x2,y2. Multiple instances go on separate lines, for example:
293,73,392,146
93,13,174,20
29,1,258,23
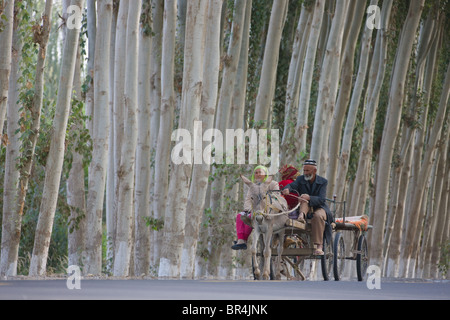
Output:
1,278,448,300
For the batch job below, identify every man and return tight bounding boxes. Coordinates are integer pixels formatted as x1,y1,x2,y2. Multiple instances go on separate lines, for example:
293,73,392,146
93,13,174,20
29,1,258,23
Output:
281,159,333,255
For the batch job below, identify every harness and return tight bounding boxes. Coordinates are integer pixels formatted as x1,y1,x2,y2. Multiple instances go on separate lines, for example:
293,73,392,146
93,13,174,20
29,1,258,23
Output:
251,186,301,220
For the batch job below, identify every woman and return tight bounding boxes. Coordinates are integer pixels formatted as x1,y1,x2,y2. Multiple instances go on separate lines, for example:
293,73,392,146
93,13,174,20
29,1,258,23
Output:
231,165,293,250
278,164,300,211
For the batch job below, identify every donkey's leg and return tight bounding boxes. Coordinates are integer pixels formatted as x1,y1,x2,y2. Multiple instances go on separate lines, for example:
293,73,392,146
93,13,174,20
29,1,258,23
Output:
262,227,273,280
251,228,260,279
275,231,285,280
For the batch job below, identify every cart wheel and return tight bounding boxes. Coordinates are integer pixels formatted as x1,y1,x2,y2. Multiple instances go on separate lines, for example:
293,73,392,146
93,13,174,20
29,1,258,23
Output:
356,234,368,281
252,234,274,280
320,237,333,281
333,232,346,281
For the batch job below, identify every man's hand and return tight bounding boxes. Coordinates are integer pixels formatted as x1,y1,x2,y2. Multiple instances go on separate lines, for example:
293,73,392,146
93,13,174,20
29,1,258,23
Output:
301,194,310,200
282,188,290,195
299,194,310,202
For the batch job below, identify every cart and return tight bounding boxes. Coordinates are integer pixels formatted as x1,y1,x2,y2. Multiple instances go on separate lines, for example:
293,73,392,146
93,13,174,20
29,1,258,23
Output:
252,194,372,281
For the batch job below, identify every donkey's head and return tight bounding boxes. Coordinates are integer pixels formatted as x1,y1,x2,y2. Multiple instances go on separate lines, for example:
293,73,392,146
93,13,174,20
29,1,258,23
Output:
241,174,273,213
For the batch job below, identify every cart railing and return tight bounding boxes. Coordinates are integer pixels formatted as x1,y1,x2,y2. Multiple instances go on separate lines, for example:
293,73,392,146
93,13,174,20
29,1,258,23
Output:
326,196,346,221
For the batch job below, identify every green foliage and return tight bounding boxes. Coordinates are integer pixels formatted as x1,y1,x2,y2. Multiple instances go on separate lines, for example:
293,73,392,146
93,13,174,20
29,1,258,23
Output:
63,98,92,179
140,0,153,37
144,216,164,231
0,0,93,275
0,0,9,32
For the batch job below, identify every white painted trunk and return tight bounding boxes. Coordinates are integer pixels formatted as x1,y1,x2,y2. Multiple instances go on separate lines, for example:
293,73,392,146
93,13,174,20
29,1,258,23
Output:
158,0,207,278
326,0,365,195
85,0,113,276
253,0,288,126
105,1,118,273
427,152,450,278
0,20,22,277
218,0,253,278
67,40,86,269
0,0,14,136
351,0,392,214
371,0,425,269
207,0,246,277
281,4,312,165
29,0,85,277
152,0,176,270
294,0,325,153
148,0,163,267
399,61,450,276
180,0,223,279
134,0,153,276
109,0,129,272
1,0,53,277
310,0,349,166
113,0,141,277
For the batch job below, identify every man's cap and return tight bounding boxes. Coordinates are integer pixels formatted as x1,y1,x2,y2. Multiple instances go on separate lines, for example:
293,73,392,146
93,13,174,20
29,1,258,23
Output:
303,159,317,166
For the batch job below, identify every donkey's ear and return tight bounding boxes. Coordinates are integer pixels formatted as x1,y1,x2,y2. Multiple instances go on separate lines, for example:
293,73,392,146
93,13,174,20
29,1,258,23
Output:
241,175,252,186
264,175,273,184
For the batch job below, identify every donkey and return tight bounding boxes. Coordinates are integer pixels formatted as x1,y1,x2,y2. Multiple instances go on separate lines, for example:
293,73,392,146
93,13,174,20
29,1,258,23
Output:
241,175,298,280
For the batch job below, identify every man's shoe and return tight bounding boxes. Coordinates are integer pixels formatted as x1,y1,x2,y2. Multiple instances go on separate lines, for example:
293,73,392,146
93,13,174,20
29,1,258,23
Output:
297,212,306,224
313,249,324,256
240,214,252,226
231,242,247,250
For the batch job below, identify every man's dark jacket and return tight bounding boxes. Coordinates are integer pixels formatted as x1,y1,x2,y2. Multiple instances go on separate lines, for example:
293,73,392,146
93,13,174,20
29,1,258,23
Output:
283,174,334,244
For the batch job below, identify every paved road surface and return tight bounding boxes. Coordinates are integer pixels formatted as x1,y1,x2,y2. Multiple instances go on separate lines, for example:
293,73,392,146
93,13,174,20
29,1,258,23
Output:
1,278,448,300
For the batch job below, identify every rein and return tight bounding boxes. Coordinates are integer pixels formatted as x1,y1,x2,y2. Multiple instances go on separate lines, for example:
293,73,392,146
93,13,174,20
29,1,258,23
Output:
252,190,305,219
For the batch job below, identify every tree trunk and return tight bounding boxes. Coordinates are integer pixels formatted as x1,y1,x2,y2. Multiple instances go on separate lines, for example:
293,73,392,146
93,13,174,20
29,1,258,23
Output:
206,0,246,277
180,0,224,279
428,140,449,278
134,0,153,276
311,0,349,167
105,0,118,273
370,0,425,269
2,0,52,276
108,0,129,272
1,7,22,276
152,0,176,268
29,0,85,277
0,0,14,137
351,0,392,217
67,31,86,270
281,4,312,165
228,0,252,280
84,0,113,276
385,136,412,277
113,0,141,277
334,0,379,200
84,0,96,136
325,0,365,195
399,61,450,278
253,0,288,127
419,137,444,278
158,0,207,278
397,15,441,277
294,0,325,154
148,0,163,267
